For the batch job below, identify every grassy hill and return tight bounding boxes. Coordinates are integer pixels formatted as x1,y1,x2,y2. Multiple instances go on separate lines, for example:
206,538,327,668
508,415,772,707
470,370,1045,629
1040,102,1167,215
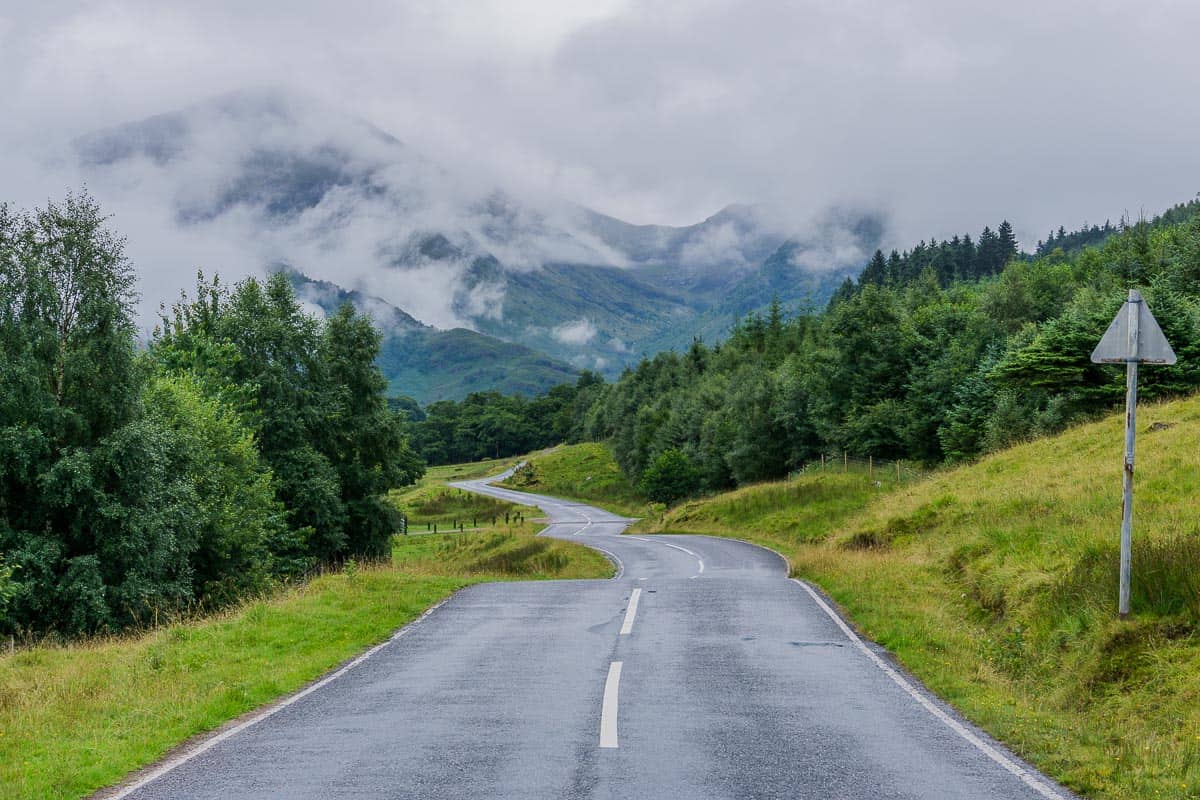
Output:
499,443,650,518
524,400,1200,798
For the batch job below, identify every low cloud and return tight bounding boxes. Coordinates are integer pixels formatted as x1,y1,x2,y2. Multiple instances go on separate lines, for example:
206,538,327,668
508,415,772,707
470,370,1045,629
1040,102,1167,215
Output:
678,221,748,270
4,0,1199,330
552,318,598,345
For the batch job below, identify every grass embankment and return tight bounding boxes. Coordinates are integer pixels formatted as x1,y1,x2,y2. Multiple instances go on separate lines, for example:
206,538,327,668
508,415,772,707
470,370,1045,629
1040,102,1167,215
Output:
1,462,610,800
499,443,651,517
391,458,533,533
634,396,1200,800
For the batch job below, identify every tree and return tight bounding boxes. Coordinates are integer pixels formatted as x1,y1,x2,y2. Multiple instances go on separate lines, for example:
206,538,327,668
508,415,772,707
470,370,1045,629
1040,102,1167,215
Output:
861,250,889,286
0,553,17,624
0,193,179,635
997,220,1019,269
319,304,423,557
141,374,284,603
155,274,423,566
977,226,1001,276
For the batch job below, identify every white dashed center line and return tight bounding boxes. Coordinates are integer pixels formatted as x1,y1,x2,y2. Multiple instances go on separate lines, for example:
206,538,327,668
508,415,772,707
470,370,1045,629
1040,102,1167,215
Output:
619,588,642,635
628,536,705,576
600,661,623,748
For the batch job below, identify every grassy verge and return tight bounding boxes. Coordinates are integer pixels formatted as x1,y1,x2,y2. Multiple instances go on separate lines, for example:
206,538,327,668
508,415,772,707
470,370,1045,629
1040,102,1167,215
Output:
2,465,609,800
421,457,518,483
499,443,651,517
630,395,1200,799
392,529,612,580
630,465,908,543
391,456,540,533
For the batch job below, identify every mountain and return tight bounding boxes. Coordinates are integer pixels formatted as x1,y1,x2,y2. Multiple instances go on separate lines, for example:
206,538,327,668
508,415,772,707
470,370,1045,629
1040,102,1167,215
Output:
287,270,578,403
72,87,882,388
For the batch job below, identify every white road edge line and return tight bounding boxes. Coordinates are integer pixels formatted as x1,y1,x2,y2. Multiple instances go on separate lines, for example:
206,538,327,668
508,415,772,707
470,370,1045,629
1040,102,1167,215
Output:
792,579,1068,800
103,598,451,800
619,588,642,635
591,545,625,579
600,661,623,748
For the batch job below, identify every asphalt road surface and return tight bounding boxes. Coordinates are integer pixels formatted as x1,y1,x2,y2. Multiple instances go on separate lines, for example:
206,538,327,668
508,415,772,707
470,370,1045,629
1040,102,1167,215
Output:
109,472,1078,800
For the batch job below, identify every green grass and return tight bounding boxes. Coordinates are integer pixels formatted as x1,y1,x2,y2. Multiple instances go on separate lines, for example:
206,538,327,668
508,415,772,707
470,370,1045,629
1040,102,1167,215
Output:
393,529,612,580
631,464,908,547
621,395,1200,800
391,483,531,530
391,456,534,531
422,457,516,483
499,443,651,517
1,463,610,800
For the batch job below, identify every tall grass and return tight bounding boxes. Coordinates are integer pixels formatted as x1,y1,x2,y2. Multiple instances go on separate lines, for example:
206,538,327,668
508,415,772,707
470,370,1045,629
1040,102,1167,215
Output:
393,486,518,527
633,471,890,553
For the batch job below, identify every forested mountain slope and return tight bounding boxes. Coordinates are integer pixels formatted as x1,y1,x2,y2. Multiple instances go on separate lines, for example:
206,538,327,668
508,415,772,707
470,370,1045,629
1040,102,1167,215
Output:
404,198,1200,494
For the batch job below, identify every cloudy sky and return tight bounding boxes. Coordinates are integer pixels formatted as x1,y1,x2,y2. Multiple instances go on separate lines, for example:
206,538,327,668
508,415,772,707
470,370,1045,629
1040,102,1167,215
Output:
2,0,1198,252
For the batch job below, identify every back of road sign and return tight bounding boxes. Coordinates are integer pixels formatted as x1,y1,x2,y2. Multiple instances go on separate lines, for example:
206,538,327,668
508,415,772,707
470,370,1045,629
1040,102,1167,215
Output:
1090,290,1177,365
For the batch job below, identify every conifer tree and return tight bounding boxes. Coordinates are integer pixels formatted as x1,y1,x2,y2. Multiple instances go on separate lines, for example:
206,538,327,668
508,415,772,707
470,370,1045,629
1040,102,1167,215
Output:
977,226,1000,276
997,220,1018,265
861,250,888,285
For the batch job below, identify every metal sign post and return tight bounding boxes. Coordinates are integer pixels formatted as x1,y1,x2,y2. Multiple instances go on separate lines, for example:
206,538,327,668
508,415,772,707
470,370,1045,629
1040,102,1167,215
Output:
1090,289,1176,618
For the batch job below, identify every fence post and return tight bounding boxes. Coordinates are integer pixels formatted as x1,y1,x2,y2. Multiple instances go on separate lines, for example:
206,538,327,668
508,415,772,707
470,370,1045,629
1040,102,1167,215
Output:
869,456,874,481
843,451,848,472
821,453,825,471
896,460,901,482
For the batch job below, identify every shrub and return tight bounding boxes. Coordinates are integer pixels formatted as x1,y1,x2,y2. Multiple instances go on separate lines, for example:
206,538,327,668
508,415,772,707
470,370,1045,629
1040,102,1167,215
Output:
639,449,702,505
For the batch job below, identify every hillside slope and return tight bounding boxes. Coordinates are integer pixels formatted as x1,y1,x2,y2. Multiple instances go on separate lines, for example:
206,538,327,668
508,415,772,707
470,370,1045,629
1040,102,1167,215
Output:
636,395,1200,799
379,328,578,402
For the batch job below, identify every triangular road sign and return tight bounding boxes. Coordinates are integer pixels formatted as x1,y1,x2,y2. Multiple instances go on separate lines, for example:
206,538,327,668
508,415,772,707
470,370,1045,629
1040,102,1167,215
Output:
1091,289,1177,365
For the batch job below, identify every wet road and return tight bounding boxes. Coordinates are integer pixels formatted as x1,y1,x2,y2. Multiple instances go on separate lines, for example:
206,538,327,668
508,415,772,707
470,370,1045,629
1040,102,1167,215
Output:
110,472,1077,800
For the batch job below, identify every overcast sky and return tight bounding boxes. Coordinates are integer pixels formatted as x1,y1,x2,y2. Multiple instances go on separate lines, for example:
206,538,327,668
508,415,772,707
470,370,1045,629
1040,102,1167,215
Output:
2,0,1198,249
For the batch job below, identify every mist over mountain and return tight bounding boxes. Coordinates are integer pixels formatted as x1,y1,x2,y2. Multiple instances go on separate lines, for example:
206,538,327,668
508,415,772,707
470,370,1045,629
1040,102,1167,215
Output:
285,268,578,403
69,87,883,385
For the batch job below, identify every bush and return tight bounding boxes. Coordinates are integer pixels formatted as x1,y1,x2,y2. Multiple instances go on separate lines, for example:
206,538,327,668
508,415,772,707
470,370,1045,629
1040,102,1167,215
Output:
639,449,702,505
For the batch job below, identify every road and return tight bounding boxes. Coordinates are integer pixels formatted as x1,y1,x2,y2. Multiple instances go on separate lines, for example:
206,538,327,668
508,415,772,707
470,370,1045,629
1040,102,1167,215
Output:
109,472,1078,800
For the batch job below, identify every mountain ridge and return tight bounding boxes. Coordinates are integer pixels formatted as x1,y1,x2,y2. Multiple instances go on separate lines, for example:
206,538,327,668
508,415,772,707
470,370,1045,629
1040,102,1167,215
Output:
72,87,880,391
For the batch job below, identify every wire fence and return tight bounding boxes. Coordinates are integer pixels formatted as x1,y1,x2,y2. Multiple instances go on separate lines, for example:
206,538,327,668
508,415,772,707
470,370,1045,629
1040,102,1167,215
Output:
791,451,926,487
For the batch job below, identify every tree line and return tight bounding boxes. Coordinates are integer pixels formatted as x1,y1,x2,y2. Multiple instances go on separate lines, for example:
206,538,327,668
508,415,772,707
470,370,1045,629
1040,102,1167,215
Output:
402,372,604,466
0,194,421,636
402,200,1200,504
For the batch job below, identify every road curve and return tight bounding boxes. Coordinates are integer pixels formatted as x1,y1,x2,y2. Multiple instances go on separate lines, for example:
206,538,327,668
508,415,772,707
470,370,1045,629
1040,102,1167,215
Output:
108,472,1078,800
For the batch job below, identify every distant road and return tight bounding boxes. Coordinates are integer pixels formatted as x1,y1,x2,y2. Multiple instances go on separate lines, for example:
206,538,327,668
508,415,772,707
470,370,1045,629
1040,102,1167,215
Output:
111,472,1077,800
